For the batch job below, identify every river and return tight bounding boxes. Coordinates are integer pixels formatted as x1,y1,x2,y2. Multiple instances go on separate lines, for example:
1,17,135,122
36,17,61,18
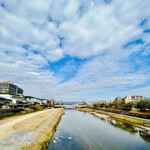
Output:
48,109,150,150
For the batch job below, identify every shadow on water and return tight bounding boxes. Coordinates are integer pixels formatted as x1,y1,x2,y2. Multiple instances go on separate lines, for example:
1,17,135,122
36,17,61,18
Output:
139,130,150,143
100,115,150,144
96,114,150,144
107,118,138,134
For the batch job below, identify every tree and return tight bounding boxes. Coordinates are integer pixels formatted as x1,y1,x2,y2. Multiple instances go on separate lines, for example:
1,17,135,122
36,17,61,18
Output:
93,103,99,109
120,101,125,109
123,102,135,111
137,100,150,111
35,104,43,110
99,102,105,108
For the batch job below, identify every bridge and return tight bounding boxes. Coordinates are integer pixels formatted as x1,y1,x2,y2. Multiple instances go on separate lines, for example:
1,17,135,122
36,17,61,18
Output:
54,104,87,109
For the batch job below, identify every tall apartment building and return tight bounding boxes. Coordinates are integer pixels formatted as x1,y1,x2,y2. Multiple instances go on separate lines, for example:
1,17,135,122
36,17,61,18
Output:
50,99,56,106
124,95,143,103
131,96,143,101
0,81,23,95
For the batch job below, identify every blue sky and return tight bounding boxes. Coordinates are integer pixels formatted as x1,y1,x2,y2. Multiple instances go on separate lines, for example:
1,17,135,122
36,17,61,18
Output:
0,0,150,102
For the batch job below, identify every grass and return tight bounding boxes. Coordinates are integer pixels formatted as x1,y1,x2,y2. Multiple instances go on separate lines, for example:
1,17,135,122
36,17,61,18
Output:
78,108,94,113
109,114,145,125
100,108,150,117
78,108,149,126
94,110,108,115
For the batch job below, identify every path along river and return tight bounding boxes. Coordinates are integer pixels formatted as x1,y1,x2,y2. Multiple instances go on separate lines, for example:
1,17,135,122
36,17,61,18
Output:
48,109,150,150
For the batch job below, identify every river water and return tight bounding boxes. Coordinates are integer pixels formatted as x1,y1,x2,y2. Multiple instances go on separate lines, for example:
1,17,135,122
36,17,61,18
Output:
48,109,150,150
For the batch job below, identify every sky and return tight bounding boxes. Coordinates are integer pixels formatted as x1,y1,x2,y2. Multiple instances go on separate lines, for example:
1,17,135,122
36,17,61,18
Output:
0,0,150,102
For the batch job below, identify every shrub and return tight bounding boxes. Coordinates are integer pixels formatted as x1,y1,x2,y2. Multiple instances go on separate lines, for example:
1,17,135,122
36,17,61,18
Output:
35,104,43,110
0,113,15,119
99,103,105,108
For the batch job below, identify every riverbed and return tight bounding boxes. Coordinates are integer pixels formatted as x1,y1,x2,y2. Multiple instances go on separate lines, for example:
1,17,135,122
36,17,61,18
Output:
48,109,150,150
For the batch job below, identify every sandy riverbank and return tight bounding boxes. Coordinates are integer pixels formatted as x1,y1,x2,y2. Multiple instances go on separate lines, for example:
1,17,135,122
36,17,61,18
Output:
0,108,64,150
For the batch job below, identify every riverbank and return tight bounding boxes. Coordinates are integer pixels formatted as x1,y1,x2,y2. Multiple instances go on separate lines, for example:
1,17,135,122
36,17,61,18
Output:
78,108,150,130
92,107,150,119
0,108,64,150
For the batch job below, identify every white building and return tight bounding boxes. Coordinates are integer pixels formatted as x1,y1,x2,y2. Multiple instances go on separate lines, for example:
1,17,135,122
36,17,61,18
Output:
0,94,16,104
42,100,48,104
124,95,143,103
124,95,132,103
25,96,42,104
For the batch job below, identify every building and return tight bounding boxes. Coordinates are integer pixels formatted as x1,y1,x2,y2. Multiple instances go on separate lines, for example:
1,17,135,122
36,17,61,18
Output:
131,96,143,101
0,94,17,104
124,95,132,103
25,96,42,104
131,96,143,103
47,99,56,107
115,97,122,102
124,95,143,103
41,99,48,104
50,99,56,106
0,96,12,108
0,81,23,95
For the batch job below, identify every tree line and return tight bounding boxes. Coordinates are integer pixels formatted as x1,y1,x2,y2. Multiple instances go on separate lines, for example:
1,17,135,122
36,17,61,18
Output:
93,100,150,111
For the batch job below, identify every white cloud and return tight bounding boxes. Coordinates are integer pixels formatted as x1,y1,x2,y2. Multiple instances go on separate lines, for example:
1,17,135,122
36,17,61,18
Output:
0,0,150,100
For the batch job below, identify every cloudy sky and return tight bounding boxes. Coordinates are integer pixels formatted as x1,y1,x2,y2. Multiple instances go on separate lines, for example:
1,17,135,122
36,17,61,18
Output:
0,0,150,101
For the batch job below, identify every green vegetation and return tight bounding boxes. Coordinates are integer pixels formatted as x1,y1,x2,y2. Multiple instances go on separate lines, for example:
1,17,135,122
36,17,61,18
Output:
139,130,150,143
123,102,136,111
108,119,138,134
78,108,94,113
35,104,43,110
108,101,136,111
78,108,150,126
109,114,145,125
94,99,150,112
137,100,150,111
20,108,35,114
0,112,16,120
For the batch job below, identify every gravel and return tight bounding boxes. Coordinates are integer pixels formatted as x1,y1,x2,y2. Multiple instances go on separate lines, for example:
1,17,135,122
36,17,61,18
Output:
0,131,34,150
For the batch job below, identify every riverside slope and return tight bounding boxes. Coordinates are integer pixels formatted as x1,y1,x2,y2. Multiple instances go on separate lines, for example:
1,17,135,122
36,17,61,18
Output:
0,108,64,150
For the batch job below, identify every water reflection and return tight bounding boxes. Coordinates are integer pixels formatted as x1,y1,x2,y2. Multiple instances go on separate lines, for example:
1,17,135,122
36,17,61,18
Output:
94,113,150,144
139,130,150,143
107,118,138,134
48,110,150,150
91,111,150,142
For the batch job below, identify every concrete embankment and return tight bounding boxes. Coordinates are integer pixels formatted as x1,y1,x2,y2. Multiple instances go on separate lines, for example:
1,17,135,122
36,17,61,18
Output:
0,108,64,150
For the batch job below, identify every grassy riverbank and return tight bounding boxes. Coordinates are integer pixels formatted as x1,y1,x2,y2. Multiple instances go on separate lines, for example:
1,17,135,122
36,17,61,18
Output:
78,108,149,126
94,107,150,119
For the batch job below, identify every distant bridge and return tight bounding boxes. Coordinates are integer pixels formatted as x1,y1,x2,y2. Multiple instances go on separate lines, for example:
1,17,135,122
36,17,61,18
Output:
54,104,87,109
